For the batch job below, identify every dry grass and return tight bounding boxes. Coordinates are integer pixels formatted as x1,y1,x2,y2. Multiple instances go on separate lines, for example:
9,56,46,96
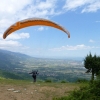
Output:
0,79,84,100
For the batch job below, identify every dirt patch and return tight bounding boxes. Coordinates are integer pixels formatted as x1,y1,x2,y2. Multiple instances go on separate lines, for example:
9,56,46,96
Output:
0,82,79,100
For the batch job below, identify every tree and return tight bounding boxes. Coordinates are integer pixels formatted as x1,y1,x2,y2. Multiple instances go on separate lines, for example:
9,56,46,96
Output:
84,53,100,81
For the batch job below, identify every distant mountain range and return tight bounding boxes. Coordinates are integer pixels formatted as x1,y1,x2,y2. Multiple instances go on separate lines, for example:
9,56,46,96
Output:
0,49,32,71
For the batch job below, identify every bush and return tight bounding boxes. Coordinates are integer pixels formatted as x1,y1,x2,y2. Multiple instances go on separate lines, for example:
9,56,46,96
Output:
76,78,89,83
60,80,66,83
53,79,100,100
45,79,52,83
89,80,100,97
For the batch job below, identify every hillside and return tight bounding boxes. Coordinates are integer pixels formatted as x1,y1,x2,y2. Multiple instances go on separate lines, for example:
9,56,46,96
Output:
0,49,91,82
0,49,32,71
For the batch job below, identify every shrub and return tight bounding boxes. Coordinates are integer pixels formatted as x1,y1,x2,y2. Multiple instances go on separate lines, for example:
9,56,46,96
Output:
53,79,100,100
45,79,52,83
76,78,89,83
60,80,66,83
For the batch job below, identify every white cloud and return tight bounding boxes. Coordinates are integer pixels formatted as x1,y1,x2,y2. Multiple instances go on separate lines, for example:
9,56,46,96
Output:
0,19,13,29
89,39,95,43
0,0,33,30
6,33,30,40
38,27,44,31
63,0,100,13
0,0,58,33
0,34,3,39
0,40,29,53
63,0,90,10
0,0,32,15
49,44,100,51
82,1,100,13
0,33,30,40
0,40,22,48
0,32,30,53
17,0,58,20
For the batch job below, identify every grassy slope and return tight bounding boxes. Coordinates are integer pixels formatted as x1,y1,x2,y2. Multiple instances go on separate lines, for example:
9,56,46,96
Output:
0,78,88,100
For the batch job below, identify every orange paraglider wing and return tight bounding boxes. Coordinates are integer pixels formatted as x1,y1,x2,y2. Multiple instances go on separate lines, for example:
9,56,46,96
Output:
3,18,70,39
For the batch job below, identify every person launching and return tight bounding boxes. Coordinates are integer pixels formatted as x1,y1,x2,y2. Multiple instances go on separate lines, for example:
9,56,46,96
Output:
29,70,39,82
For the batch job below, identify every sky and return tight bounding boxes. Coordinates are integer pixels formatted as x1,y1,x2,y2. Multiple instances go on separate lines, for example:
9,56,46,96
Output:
0,0,100,58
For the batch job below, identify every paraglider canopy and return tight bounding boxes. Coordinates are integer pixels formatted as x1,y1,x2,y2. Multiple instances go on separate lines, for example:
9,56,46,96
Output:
3,18,70,39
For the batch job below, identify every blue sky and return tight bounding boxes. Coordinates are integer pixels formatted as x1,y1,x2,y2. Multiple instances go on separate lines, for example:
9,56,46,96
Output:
0,0,100,58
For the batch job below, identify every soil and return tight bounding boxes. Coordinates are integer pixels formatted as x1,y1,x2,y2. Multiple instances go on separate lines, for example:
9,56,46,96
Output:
0,82,79,100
